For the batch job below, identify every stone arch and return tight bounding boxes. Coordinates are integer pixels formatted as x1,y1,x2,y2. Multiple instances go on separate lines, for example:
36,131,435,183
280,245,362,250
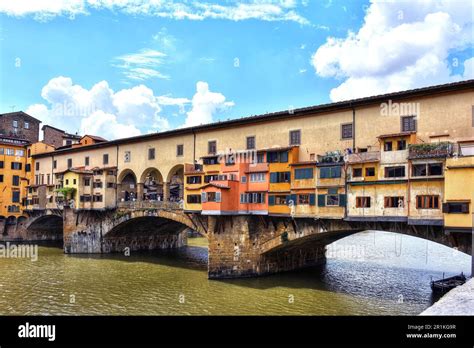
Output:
118,169,138,202
98,211,207,252
166,164,184,202
24,214,64,241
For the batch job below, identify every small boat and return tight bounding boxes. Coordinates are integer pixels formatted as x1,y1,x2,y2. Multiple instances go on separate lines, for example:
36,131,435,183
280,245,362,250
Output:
430,272,466,293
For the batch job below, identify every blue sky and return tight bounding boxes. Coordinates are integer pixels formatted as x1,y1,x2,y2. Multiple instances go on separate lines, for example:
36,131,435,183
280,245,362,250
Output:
0,1,472,139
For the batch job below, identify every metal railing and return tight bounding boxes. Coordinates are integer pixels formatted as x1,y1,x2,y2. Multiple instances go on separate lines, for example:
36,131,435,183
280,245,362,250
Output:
117,200,182,210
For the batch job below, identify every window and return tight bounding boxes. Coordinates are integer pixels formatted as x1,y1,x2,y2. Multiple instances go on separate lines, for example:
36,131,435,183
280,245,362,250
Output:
204,175,218,183
0,161,3,169
241,193,266,204
35,162,40,171
397,140,407,150
66,140,72,146
250,173,265,182
12,175,20,186
326,195,340,206
294,168,314,179
85,156,90,166
298,194,310,205
53,160,57,169
257,153,265,163
13,120,18,128
187,195,201,204
384,141,393,151
417,195,439,209
401,116,417,132
203,157,219,165
80,195,92,202
84,178,91,186
24,122,29,129
289,130,301,145
240,176,247,183
177,144,184,157
352,168,362,177
267,151,287,163
443,202,469,214
187,176,202,184
15,149,24,157
25,164,31,172
246,136,255,150
274,195,288,205
67,158,72,168
385,166,405,178
93,195,103,202
384,196,404,208
356,196,371,208
146,148,155,160
73,179,77,185
124,151,131,163
11,162,22,170
341,123,353,139
412,163,443,177
206,192,221,202
5,148,14,156
0,175,3,182
269,172,290,183
319,166,341,178
365,167,375,177
12,191,20,203
107,182,115,188
208,141,217,154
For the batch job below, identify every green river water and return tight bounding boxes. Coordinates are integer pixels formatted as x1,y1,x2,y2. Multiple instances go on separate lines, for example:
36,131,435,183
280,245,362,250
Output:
0,231,470,315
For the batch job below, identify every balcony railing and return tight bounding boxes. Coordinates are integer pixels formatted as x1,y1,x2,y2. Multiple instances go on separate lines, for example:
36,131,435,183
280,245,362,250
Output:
117,200,182,210
408,142,453,159
347,151,380,164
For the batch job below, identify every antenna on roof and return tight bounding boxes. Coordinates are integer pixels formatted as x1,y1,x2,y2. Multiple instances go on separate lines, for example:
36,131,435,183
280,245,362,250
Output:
9,105,16,112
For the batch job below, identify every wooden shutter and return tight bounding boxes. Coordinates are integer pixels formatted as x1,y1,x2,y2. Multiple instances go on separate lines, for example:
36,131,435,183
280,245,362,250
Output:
309,194,316,206
339,194,346,207
318,194,326,207
201,192,207,203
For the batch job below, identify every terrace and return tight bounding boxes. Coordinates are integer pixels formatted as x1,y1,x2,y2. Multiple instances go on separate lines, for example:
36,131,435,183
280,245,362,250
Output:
408,142,453,159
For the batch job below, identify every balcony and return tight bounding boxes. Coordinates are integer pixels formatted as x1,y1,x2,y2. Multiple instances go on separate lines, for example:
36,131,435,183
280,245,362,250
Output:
408,142,453,159
347,151,380,164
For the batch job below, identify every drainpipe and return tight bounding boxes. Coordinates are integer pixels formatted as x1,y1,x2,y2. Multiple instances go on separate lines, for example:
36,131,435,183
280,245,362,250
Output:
192,129,196,164
352,106,356,152
115,144,119,208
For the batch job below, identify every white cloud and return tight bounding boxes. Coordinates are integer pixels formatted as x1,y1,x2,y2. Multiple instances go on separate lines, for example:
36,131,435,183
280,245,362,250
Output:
0,0,309,24
113,49,169,81
25,76,171,140
311,0,474,101
183,81,234,127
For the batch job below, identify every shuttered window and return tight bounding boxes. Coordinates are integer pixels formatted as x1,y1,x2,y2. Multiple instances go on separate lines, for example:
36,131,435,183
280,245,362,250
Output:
401,116,417,132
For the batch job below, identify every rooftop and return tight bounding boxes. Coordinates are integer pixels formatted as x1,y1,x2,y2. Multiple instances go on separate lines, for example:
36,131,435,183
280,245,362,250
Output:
32,79,474,159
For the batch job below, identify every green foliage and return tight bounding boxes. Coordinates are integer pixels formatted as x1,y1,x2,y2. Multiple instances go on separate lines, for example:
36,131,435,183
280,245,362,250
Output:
55,187,76,197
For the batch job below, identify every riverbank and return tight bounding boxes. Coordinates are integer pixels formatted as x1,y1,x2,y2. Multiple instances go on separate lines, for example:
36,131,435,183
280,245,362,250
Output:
420,278,474,315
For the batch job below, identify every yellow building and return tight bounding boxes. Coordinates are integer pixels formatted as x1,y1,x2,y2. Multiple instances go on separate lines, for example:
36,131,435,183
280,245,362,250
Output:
316,152,346,219
184,163,204,212
290,161,317,217
443,140,474,230
0,136,29,219
268,146,298,216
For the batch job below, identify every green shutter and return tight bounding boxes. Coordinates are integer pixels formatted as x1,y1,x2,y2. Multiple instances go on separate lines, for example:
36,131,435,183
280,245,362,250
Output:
309,194,315,206
216,192,221,203
318,194,326,207
333,166,341,178
339,194,346,207
290,194,297,205
269,195,275,206
270,172,277,183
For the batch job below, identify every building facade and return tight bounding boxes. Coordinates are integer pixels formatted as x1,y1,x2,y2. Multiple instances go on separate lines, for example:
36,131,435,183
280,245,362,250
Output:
3,80,473,235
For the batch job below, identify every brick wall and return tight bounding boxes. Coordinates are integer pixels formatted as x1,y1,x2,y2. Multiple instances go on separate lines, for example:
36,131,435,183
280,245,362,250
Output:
43,126,64,149
0,112,40,143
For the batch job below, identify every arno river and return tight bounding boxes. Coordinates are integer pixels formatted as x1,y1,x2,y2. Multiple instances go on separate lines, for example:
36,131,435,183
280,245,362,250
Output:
0,231,470,315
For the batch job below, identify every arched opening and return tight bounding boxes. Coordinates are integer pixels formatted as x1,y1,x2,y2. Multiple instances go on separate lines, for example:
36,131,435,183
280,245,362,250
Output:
2,216,16,236
140,168,164,201
103,216,190,253
26,215,63,241
118,169,138,202
167,164,184,202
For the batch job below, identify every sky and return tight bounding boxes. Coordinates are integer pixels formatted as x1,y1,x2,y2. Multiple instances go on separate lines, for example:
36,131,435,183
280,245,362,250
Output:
0,0,472,140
